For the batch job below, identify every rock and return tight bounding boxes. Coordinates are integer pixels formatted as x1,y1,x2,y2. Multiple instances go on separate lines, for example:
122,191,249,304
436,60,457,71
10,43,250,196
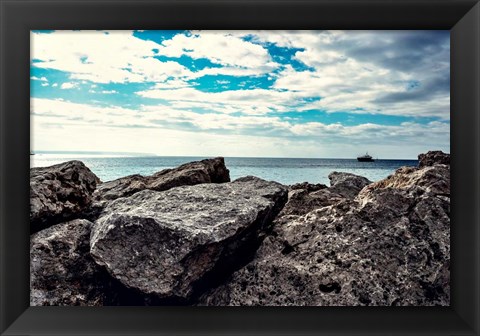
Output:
277,188,345,218
30,219,112,306
200,162,450,306
30,219,154,306
30,161,100,232
92,157,230,208
359,165,450,202
90,176,288,300
290,182,327,192
328,172,372,199
418,150,450,168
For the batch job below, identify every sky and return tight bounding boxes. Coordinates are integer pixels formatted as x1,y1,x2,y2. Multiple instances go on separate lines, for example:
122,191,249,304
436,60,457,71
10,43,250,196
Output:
30,30,450,159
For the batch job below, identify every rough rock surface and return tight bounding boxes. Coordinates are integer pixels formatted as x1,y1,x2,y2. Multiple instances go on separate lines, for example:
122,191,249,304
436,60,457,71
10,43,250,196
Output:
30,152,450,306
90,176,288,300
30,161,100,232
418,150,450,168
290,182,327,192
92,157,230,209
278,188,345,218
30,219,183,306
200,156,450,306
30,219,112,305
328,172,372,199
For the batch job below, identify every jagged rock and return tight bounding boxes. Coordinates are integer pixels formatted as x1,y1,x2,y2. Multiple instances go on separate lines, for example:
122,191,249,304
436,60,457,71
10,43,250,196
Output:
359,164,450,202
200,162,450,306
30,219,152,306
30,219,112,306
282,182,335,217
92,157,230,209
90,176,288,300
30,161,100,232
328,172,372,199
277,188,345,218
418,150,450,168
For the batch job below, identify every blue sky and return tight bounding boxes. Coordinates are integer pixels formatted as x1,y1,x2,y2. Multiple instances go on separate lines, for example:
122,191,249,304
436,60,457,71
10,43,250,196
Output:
30,30,450,159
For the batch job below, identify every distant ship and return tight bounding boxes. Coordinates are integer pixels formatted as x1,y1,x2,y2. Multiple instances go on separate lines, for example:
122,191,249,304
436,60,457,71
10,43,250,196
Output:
30,151,35,155
357,153,374,162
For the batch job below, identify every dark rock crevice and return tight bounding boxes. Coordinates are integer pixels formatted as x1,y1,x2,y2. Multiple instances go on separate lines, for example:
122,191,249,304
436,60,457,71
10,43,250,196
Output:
188,191,287,301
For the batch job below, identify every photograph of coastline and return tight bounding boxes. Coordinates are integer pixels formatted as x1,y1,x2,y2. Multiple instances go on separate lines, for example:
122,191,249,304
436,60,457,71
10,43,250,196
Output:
30,30,450,306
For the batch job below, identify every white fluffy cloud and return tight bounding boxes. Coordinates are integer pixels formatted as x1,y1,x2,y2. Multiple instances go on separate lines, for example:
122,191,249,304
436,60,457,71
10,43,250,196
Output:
157,31,278,76
31,30,279,85
31,31,194,84
60,82,76,89
31,76,48,82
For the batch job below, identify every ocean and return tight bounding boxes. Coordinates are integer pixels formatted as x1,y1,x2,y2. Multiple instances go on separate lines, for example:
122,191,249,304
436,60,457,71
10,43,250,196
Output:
31,154,418,186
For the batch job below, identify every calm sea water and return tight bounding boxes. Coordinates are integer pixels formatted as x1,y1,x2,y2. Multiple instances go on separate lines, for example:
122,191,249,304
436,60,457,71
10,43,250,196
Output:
31,154,418,185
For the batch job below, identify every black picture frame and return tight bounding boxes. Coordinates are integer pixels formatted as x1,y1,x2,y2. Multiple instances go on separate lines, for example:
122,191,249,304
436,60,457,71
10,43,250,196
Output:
1,0,479,335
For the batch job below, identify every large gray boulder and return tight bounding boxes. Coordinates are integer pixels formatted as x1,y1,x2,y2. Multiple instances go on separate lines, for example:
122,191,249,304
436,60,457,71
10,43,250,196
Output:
90,176,288,300
92,157,230,209
30,161,100,232
30,219,112,306
200,161,450,306
418,150,450,168
328,171,372,199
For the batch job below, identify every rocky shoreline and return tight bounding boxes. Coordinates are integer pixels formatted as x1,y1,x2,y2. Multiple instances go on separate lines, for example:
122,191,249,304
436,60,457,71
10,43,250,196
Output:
30,151,450,306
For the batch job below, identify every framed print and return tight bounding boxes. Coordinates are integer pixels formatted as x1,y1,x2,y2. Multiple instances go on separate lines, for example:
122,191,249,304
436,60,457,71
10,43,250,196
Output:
28,29,453,307
1,0,479,335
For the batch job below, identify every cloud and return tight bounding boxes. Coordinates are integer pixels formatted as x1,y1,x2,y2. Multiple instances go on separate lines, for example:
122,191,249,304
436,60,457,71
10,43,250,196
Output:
157,31,278,74
250,30,450,119
31,76,48,82
31,30,195,84
31,98,141,129
373,74,449,104
31,98,449,157
248,30,449,73
31,30,449,120
31,30,280,85
136,86,314,115
151,78,191,89
60,82,76,89
340,31,449,72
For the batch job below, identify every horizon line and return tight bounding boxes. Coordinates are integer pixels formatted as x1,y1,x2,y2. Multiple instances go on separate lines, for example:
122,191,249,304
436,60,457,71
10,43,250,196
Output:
31,150,426,161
